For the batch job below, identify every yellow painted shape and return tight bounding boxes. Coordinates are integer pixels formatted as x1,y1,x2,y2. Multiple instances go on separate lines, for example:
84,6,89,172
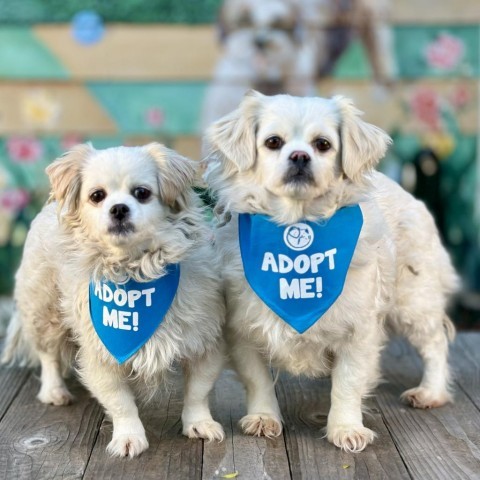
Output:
392,0,480,24
34,25,220,80
0,83,117,135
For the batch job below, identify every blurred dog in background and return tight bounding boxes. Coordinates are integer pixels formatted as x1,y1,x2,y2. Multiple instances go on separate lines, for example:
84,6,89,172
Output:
201,0,396,129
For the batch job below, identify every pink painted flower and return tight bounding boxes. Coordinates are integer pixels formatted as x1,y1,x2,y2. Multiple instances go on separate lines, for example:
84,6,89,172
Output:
61,134,85,151
145,107,165,128
425,33,465,71
7,137,43,163
410,87,442,130
0,189,30,214
450,84,471,109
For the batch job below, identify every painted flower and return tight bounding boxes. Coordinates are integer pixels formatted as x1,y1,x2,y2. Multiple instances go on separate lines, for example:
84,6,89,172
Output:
410,87,442,130
61,134,85,151
7,137,44,163
422,132,455,160
0,188,30,214
72,10,105,45
424,33,465,71
450,84,471,109
21,89,61,128
145,107,165,128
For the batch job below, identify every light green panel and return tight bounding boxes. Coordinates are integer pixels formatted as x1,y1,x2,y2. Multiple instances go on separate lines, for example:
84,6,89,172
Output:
87,83,207,135
0,27,68,79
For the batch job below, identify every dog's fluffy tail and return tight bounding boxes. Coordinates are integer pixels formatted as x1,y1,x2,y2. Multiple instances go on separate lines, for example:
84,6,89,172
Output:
443,315,456,343
1,308,39,367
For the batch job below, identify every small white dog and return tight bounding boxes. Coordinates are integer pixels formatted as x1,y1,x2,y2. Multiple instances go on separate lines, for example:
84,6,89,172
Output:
201,0,318,129
204,91,458,452
2,144,225,457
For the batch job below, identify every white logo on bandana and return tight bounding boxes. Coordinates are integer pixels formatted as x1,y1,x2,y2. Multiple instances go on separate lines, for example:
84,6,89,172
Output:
283,223,314,251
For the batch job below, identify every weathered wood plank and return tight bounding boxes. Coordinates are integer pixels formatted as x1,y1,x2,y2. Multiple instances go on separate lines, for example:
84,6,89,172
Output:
377,337,480,480
82,372,203,480
276,372,411,480
0,340,32,420
0,373,104,480
451,333,480,410
0,366,31,420
203,369,291,480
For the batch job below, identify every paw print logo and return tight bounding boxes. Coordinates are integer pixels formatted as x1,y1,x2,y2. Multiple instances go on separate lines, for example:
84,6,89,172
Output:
283,223,314,251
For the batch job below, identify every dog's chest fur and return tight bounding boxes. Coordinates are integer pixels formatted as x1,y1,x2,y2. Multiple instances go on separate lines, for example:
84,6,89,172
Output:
217,204,393,377
56,241,223,378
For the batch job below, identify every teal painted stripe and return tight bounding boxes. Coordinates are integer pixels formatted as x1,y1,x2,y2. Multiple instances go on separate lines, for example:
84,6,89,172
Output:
87,82,208,135
333,26,480,80
395,26,479,78
332,40,371,79
0,27,69,79
0,0,222,24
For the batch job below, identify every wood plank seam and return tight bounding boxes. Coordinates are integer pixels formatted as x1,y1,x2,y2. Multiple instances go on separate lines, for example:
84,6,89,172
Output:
0,370,32,423
376,399,415,479
80,410,105,479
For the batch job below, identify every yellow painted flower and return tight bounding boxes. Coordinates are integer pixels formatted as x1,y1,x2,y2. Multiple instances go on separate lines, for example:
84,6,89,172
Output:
21,89,61,129
421,132,455,159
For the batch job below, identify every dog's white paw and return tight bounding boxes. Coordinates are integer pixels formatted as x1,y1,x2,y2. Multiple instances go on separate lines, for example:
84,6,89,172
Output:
106,433,149,458
183,420,225,442
240,414,283,438
327,425,376,452
401,386,452,409
37,386,74,406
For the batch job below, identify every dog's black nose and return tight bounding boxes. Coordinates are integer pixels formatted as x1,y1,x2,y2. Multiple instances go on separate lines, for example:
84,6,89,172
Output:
289,151,311,168
254,36,268,50
110,203,130,221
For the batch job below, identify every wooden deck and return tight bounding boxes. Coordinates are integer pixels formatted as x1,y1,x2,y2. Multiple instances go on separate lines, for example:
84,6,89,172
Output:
0,333,479,479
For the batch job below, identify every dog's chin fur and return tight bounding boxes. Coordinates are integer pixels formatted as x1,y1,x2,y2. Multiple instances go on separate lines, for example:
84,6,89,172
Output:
208,158,368,225
205,91,458,451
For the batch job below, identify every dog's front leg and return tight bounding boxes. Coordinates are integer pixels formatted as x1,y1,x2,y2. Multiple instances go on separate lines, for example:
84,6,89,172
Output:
182,345,225,442
326,338,381,452
78,354,148,458
231,340,283,437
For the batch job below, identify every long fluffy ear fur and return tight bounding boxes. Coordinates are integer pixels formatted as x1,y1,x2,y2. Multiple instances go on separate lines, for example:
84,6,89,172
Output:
333,96,392,182
205,90,264,172
45,143,95,213
143,143,197,206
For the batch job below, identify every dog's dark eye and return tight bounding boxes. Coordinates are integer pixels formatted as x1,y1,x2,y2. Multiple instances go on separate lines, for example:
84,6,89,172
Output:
314,138,331,152
265,136,284,150
132,187,152,202
90,189,106,204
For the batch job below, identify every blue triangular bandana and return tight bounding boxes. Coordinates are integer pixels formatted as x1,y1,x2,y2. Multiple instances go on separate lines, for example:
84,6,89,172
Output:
239,206,363,333
89,264,180,364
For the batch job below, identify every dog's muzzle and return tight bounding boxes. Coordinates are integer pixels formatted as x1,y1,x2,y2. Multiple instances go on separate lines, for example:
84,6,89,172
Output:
108,203,135,235
283,151,314,185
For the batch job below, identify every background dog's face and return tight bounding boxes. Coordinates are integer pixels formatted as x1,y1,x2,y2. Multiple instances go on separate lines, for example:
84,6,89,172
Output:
46,144,195,250
206,91,392,206
219,0,301,81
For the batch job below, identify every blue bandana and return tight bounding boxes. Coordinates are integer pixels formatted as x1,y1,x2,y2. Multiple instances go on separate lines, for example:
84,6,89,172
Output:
238,206,363,333
89,264,180,364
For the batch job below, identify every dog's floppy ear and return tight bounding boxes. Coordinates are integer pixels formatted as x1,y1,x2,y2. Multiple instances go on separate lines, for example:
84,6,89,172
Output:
143,143,196,206
333,96,392,182
46,143,94,212
206,90,264,172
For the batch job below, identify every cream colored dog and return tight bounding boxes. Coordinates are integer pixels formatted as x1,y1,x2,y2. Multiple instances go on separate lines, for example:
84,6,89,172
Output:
2,144,225,457
204,91,458,452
